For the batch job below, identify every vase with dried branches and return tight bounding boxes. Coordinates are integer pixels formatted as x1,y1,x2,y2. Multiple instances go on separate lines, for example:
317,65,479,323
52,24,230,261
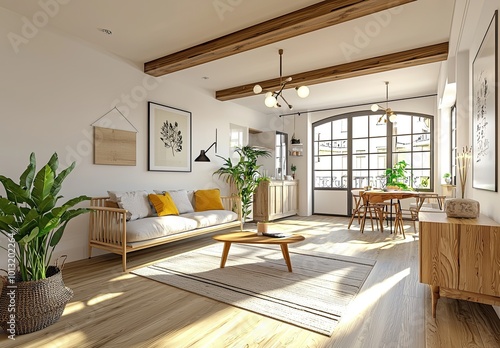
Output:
457,146,472,198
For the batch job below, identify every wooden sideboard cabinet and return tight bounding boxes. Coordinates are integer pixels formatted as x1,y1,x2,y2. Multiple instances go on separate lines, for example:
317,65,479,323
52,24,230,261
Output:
253,180,298,222
419,212,500,318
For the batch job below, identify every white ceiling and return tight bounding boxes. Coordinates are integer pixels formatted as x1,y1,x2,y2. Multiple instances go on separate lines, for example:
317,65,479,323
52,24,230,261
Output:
0,0,457,115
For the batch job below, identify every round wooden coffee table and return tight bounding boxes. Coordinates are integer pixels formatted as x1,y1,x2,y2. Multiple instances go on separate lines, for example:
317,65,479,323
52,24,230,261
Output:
212,231,305,272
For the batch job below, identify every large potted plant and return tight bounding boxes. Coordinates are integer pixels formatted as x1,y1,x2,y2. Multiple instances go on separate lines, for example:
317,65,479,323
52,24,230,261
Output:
0,153,90,335
214,146,270,222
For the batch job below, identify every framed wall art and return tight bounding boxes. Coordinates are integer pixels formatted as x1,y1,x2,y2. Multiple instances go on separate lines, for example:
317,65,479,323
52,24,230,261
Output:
148,101,192,172
472,10,498,192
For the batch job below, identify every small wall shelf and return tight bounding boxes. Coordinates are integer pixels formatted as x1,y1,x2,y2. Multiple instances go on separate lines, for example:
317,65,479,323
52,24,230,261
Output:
289,144,303,156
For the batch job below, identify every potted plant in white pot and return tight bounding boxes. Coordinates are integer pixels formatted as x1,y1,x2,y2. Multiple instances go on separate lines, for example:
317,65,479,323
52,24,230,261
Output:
0,152,90,335
443,172,452,184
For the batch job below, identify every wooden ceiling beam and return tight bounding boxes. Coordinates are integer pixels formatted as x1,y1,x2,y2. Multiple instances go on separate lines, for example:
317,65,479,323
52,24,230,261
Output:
144,0,416,77
215,42,449,101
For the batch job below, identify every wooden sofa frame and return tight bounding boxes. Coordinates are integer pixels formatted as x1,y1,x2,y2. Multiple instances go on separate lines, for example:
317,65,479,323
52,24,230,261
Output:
88,196,243,271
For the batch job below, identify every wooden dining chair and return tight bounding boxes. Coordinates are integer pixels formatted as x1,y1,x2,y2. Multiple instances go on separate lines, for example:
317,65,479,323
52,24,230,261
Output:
348,192,381,232
348,192,363,229
377,200,406,238
357,192,388,233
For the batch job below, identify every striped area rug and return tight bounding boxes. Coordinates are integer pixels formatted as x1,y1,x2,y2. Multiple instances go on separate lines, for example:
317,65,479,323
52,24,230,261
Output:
132,243,375,336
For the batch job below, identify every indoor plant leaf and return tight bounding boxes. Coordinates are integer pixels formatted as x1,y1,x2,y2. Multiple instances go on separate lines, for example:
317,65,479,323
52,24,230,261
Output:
51,161,75,197
0,175,33,205
49,223,67,247
32,165,55,206
19,152,36,191
17,226,40,246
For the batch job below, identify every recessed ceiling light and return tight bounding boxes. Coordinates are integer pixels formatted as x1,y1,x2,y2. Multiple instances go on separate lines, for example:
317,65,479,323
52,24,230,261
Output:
98,28,112,35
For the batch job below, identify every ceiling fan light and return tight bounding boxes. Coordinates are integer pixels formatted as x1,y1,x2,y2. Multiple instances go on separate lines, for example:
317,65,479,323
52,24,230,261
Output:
265,91,273,98
253,84,262,94
389,113,397,122
265,95,277,107
371,104,380,112
296,85,310,98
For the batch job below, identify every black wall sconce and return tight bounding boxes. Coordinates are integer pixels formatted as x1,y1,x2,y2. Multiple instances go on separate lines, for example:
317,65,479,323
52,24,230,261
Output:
194,129,217,162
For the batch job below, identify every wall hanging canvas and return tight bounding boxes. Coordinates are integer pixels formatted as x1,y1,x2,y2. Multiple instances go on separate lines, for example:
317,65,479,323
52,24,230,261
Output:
92,107,138,166
472,10,498,192
148,101,192,172
94,127,136,165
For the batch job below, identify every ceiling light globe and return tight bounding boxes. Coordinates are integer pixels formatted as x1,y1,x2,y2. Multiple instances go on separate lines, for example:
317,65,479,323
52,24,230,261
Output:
265,95,277,108
253,84,262,94
371,104,380,112
265,91,273,98
296,86,310,98
389,113,397,123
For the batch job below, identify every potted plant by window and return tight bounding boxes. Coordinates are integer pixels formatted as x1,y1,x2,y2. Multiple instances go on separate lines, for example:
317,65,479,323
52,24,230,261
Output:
443,172,452,184
385,160,411,191
0,153,90,335
214,146,271,223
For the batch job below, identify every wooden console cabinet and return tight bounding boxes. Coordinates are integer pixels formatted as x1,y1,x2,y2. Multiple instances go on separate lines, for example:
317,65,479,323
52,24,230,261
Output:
253,180,298,222
419,212,500,318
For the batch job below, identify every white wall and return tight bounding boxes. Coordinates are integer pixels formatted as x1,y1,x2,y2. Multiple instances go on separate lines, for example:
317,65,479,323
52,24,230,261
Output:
438,0,500,318
0,8,271,268
444,0,500,218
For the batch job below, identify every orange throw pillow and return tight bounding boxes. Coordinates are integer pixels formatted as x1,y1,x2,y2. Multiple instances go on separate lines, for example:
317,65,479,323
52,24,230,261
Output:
148,193,179,216
194,189,224,211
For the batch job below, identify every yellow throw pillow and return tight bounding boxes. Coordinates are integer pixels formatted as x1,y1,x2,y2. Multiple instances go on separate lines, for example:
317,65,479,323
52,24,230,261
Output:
148,193,179,216
194,189,224,211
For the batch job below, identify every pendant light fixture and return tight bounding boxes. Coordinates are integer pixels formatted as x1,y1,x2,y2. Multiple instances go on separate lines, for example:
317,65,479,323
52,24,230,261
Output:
253,49,309,110
371,81,397,123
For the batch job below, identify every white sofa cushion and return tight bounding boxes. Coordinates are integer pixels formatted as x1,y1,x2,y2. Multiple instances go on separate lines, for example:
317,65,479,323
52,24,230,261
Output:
181,210,238,228
108,190,152,221
126,215,198,242
154,189,195,214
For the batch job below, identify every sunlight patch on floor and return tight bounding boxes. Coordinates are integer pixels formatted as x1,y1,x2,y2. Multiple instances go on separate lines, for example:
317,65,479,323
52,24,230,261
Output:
87,292,123,306
22,331,88,348
109,273,135,282
62,301,85,316
340,268,411,325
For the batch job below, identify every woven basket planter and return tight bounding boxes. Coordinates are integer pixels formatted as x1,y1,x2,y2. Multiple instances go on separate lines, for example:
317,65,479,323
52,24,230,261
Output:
0,266,73,335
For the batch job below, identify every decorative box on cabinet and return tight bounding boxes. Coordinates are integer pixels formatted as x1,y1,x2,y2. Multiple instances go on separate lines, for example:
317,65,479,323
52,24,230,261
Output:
419,212,500,318
253,180,298,222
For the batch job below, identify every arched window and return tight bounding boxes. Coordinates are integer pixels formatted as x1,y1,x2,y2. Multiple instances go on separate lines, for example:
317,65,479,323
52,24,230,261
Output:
313,111,434,191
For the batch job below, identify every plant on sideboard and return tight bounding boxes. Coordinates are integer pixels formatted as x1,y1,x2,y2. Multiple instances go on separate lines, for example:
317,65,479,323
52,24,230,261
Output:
214,146,271,222
443,172,452,184
291,164,297,179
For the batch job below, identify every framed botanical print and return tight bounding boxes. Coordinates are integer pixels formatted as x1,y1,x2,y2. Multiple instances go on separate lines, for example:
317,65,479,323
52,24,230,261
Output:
148,101,192,172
